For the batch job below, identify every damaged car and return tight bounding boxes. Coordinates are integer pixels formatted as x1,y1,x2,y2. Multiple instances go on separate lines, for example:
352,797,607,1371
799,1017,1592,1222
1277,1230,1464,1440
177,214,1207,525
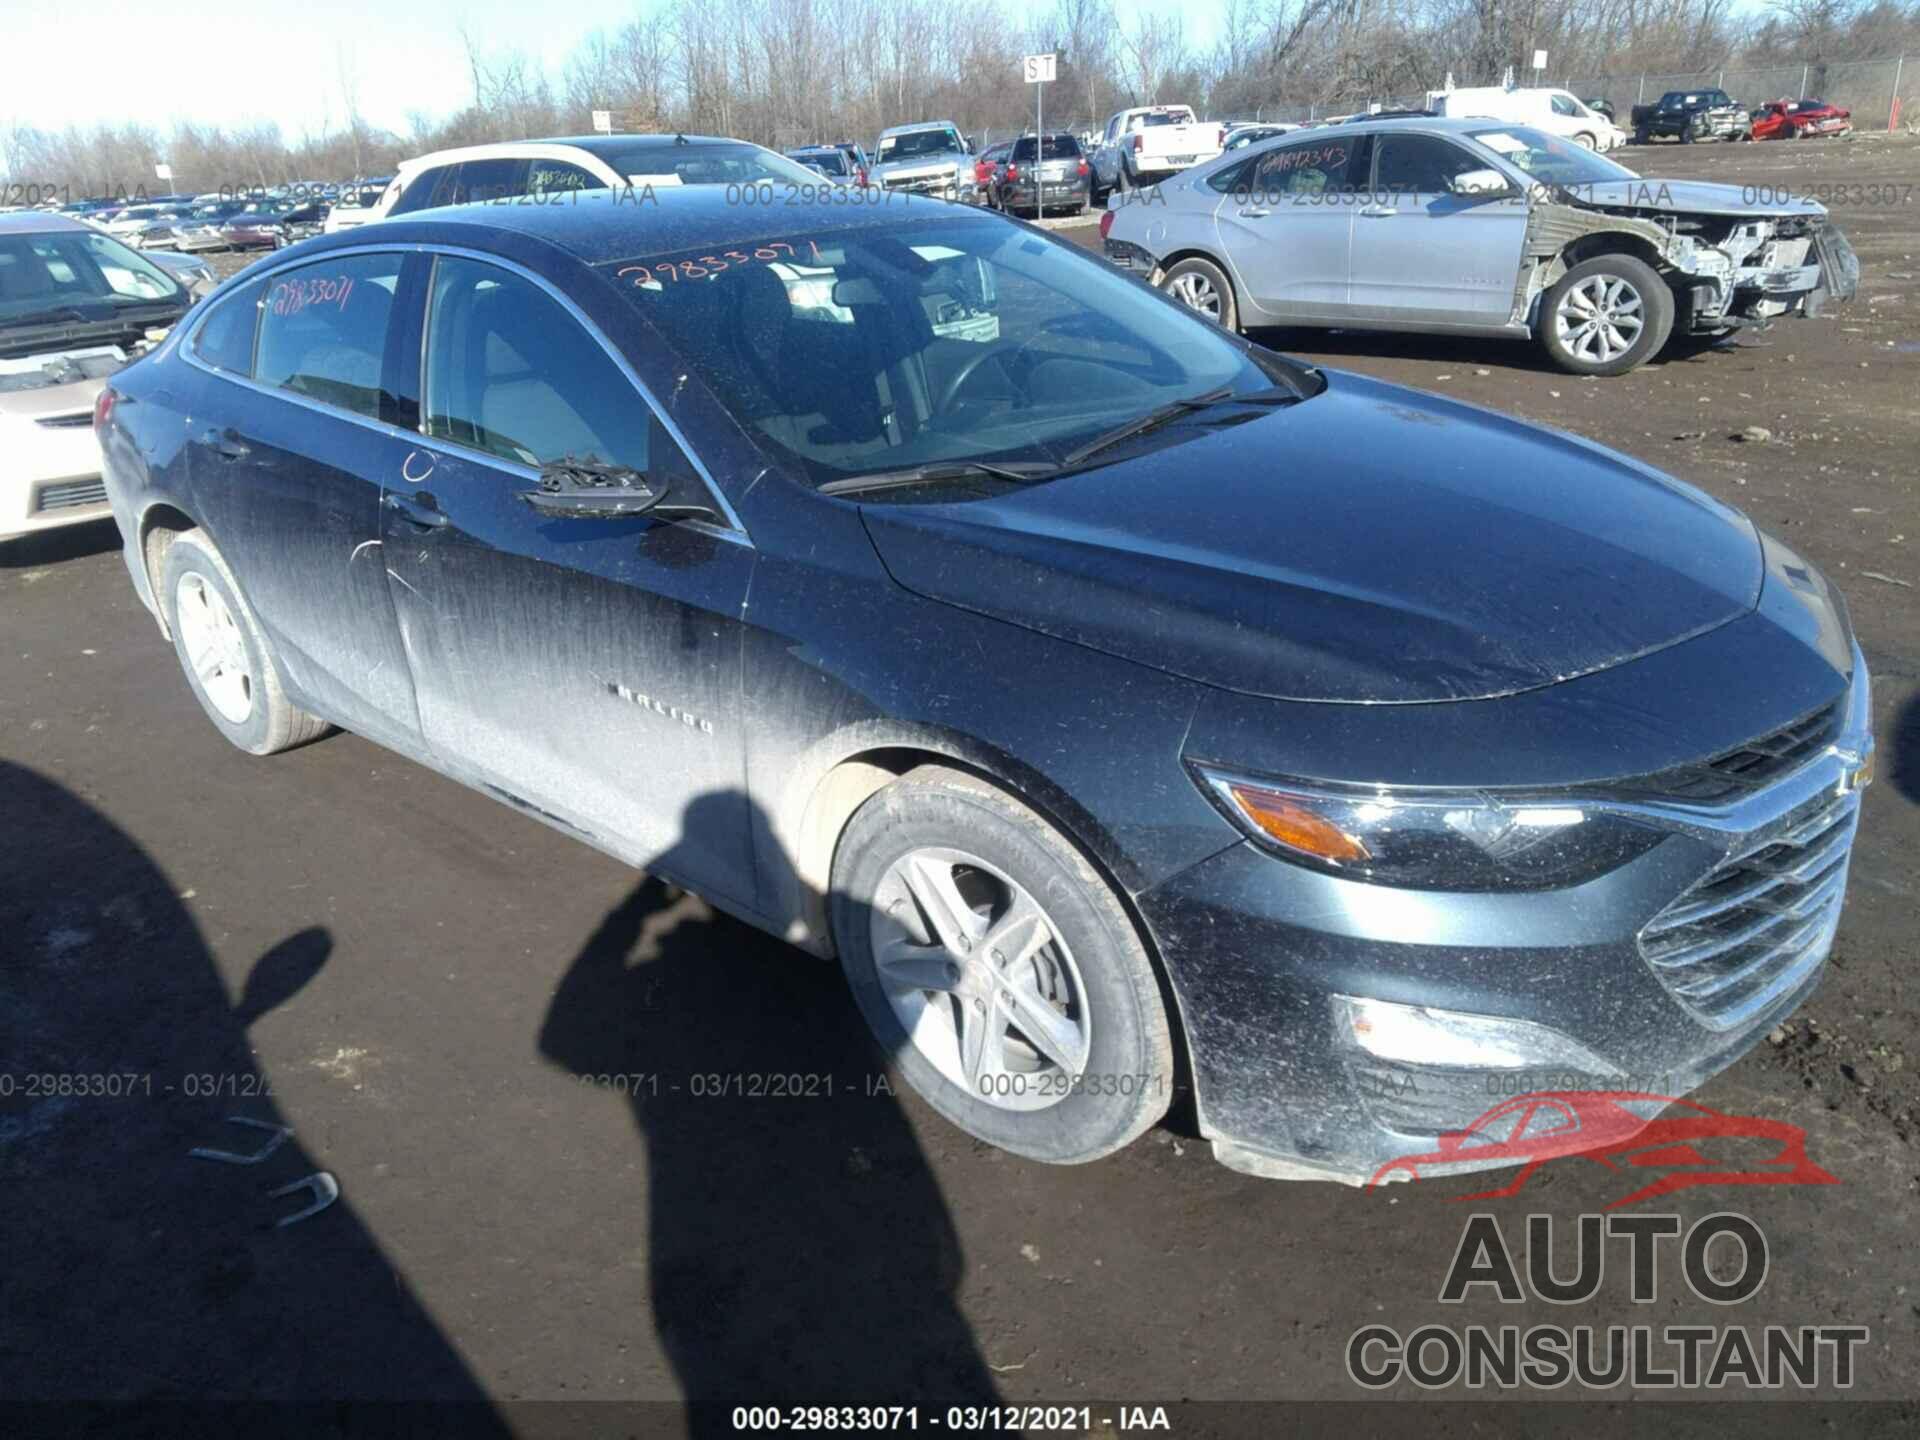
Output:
2,213,191,541
1105,118,1858,375
97,190,1870,1185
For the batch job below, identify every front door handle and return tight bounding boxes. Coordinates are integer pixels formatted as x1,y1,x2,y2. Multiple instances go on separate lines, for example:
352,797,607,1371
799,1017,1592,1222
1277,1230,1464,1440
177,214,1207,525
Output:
1237,207,1271,219
384,491,449,529
207,427,249,460
1359,205,1396,218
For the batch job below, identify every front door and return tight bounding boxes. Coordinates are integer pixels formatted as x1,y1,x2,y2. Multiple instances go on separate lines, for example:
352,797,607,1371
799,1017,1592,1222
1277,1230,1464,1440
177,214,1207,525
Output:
1347,133,1530,327
378,254,757,902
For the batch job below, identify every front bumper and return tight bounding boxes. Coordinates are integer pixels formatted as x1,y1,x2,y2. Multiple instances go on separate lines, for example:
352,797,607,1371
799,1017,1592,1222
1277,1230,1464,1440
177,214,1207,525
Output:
1000,178,1089,209
1,411,112,541
1138,650,1872,1184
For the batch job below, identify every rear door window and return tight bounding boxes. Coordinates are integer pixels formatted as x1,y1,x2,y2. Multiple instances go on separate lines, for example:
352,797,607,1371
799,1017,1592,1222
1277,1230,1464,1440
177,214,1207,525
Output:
255,253,405,420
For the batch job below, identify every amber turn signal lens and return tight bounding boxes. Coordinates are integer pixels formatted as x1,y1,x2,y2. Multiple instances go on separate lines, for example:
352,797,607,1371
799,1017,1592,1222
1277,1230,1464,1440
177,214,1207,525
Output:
1226,784,1373,865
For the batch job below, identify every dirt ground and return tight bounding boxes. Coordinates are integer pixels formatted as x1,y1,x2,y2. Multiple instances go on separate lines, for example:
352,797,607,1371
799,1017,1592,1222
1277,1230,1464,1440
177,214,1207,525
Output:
2,134,1918,1433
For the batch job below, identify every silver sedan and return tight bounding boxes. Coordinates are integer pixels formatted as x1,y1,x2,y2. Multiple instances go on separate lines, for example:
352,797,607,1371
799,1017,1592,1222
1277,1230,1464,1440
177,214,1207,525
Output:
1101,116,1856,376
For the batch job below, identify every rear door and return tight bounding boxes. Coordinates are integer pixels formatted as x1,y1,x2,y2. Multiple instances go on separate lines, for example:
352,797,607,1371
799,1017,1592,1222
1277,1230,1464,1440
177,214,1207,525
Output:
1347,132,1529,326
1212,134,1366,321
378,253,758,901
180,250,424,747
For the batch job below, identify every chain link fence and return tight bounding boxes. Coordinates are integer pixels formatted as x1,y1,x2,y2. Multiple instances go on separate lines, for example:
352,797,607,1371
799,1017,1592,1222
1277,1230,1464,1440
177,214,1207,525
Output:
1564,56,1913,132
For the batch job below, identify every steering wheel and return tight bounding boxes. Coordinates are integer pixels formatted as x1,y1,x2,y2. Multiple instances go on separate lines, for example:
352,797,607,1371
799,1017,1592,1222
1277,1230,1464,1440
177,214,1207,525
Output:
931,311,1143,416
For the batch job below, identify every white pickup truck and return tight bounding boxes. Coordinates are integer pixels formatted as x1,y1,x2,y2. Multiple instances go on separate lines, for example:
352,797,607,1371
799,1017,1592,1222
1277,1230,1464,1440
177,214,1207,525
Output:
1090,105,1225,198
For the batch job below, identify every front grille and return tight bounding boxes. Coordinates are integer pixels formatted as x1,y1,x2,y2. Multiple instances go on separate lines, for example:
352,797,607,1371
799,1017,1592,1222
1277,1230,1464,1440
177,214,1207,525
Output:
1607,697,1844,803
35,411,94,429
35,478,108,512
1639,784,1858,1030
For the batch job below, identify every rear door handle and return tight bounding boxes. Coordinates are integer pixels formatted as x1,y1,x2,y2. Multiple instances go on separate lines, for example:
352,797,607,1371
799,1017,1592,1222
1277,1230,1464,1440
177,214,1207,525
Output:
384,491,449,529
1237,207,1271,219
207,427,249,460
1359,206,1396,218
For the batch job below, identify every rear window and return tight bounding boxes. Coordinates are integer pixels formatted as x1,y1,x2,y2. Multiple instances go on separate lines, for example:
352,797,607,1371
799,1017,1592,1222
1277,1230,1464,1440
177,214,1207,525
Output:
789,150,852,176
1010,136,1081,161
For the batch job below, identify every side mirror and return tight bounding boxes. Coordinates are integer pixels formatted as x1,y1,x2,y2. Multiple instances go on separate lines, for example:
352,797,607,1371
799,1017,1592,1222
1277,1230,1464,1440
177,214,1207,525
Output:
520,458,664,519
1451,167,1512,196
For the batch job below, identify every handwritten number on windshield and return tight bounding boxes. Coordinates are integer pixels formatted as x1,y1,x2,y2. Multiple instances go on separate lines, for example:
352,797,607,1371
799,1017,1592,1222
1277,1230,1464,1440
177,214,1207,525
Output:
617,240,818,289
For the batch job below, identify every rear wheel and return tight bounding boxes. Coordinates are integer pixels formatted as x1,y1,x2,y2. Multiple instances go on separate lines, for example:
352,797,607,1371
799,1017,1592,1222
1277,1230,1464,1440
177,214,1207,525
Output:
832,766,1175,1164
1160,256,1238,332
1574,132,1596,149
162,530,329,755
1539,253,1674,376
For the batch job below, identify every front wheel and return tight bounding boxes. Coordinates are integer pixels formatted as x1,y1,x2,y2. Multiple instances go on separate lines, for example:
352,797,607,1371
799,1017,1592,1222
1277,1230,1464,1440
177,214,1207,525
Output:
1159,256,1238,331
1574,132,1596,149
1539,253,1674,376
832,766,1175,1164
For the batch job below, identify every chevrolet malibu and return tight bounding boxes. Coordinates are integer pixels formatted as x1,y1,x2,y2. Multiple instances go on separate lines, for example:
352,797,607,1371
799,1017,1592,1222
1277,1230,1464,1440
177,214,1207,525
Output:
97,190,1872,1183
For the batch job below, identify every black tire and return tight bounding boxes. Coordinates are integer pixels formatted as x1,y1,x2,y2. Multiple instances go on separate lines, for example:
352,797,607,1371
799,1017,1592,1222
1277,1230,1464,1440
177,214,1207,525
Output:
1633,126,1650,145
831,765,1175,1165
1538,252,1675,377
1680,118,1696,144
161,529,329,756
1159,255,1239,331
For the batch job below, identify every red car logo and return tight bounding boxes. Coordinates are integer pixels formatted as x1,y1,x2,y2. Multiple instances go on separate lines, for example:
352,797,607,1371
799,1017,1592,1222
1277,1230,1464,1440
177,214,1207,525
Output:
1368,1091,1837,1209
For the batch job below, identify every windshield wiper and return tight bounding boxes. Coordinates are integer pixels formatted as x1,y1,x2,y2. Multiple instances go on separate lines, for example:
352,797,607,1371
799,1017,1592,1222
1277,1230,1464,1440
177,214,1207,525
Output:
819,459,1060,497
1060,385,1300,468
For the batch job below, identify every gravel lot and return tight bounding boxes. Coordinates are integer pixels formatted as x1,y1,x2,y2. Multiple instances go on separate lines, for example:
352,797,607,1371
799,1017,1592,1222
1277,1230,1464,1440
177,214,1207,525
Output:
3,134,1917,1429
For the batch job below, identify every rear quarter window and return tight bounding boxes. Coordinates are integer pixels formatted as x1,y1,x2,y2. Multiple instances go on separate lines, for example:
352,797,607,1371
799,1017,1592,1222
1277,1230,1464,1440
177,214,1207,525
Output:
191,278,266,376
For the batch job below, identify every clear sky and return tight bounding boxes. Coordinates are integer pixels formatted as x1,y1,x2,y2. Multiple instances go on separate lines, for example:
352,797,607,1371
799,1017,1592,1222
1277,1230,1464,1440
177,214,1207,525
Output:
4,0,1219,140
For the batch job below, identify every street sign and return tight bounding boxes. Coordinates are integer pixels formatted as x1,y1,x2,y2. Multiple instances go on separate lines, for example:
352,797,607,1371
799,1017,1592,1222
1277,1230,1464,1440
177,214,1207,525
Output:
592,110,613,134
154,163,173,181
1023,53,1057,84
1532,49,1549,72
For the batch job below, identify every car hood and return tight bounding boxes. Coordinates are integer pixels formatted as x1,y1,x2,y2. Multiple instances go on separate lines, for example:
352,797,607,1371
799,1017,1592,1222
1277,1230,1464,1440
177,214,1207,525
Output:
1573,177,1825,219
858,371,1763,703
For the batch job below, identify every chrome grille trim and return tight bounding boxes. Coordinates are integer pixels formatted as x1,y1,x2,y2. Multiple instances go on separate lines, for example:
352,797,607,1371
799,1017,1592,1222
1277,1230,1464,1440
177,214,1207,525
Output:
1639,783,1860,1031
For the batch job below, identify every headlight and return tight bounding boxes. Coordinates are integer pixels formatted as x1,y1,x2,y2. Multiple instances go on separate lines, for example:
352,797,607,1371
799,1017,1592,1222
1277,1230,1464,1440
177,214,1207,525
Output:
1192,766,1664,891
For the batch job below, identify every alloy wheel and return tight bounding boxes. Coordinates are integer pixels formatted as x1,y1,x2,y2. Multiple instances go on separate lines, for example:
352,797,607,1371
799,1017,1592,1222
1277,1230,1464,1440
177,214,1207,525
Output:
868,847,1091,1111
1167,270,1223,319
1554,273,1646,364
174,571,254,724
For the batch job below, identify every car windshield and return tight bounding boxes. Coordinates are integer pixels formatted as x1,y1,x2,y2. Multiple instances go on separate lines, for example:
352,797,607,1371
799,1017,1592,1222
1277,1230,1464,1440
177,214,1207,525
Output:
878,130,964,161
0,229,185,323
603,216,1293,490
1466,126,1636,185
588,142,818,187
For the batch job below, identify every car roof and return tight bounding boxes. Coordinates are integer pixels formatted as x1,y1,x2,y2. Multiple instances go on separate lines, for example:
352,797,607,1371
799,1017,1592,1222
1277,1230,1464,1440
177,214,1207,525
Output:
1297,114,1535,137
399,134,753,172
0,211,89,235
880,121,959,137
297,184,998,268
